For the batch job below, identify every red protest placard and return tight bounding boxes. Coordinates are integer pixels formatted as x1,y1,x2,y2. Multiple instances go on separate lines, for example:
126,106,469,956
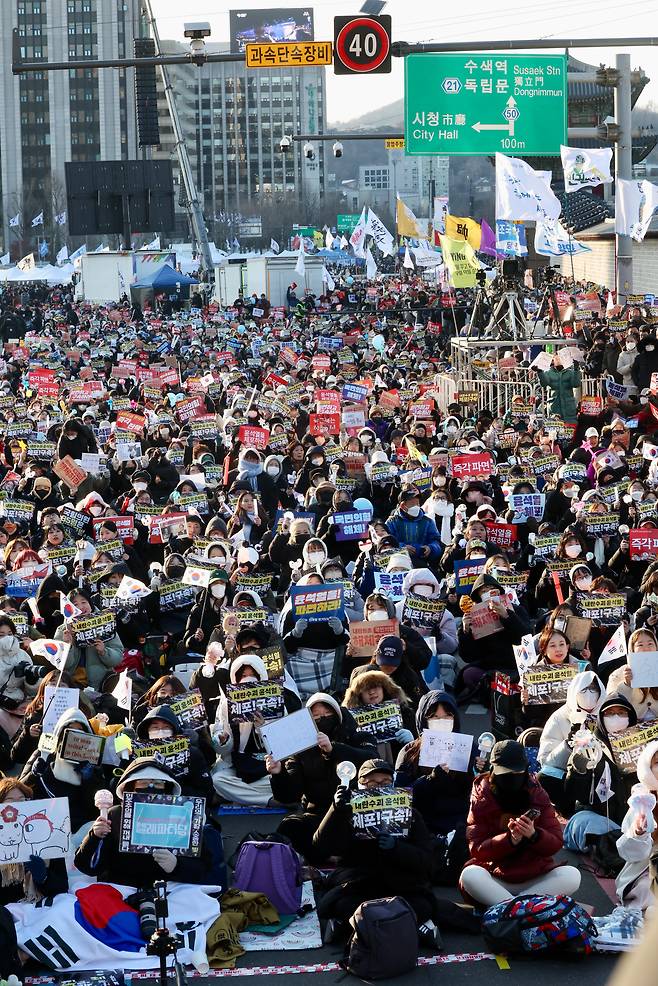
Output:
28,369,55,388
409,400,433,418
629,528,658,560
53,456,87,491
485,523,518,549
580,395,603,415
175,395,205,422
312,355,331,372
115,411,146,434
93,515,135,545
237,425,270,450
451,453,493,479
263,372,288,389
315,389,341,410
310,413,340,437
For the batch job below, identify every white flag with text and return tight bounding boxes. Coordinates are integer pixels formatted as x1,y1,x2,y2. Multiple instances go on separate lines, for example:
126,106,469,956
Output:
495,153,561,221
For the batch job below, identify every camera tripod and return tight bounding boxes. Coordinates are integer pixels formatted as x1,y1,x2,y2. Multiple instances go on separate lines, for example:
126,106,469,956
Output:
486,288,528,341
146,881,187,986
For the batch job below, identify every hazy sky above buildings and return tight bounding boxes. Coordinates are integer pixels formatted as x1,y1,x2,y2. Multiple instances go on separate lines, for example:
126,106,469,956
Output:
151,0,658,123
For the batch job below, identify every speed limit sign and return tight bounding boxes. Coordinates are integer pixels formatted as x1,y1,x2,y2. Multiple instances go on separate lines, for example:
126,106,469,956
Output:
333,15,392,75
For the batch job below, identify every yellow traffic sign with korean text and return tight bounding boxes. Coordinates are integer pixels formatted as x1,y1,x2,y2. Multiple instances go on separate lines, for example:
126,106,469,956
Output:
246,41,332,68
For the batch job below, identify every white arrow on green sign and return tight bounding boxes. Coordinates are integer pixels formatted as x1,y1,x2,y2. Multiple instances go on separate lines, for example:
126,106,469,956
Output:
404,53,567,156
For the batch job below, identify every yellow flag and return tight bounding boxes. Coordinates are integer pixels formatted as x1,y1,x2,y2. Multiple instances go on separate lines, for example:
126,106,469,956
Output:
312,230,324,249
396,195,425,239
444,214,482,251
439,234,480,288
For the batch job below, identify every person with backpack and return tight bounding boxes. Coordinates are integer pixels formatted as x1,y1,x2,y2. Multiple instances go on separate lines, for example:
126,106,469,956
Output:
460,741,581,906
312,758,441,949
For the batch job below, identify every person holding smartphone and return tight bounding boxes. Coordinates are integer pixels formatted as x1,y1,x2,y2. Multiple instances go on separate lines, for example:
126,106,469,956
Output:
460,740,581,907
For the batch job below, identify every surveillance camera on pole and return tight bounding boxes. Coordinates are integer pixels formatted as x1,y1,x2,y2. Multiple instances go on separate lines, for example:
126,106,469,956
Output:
184,22,211,62
279,135,292,153
303,141,315,161
333,141,344,158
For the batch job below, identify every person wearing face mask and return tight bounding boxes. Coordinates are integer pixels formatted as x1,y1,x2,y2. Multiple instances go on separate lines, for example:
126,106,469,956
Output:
155,553,197,647
460,740,580,907
0,616,33,724
269,518,315,593
535,534,598,611
262,453,292,508
386,487,442,565
614,742,658,911
228,448,278,519
607,519,658,605
294,446,329,497
633,335,658,392
543,472,584,529
315,491,363,566
266,693,377,861
562,694,638,853
394,569,458,683
136,703,214,804
395,691,473,878
183,570,231,652
535,357,582,424
320,558,365,623
56,416,98,461
537,670,605,813
606,628,658,722
422,483,455,547
458,574,532,685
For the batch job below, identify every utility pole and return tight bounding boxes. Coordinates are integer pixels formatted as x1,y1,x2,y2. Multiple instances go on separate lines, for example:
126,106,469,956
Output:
615,52,633,303
141,0,213,274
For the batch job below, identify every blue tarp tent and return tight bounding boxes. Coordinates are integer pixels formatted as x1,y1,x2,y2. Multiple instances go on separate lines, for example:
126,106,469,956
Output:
131,262,199,292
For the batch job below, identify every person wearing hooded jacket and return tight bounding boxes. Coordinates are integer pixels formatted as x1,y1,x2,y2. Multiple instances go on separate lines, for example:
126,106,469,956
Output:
23,708,103,833
458,573,532,679
632,336,658,392
342,668,416,761
562,694,639,852
136,704,214,804
537,670,606,813
266,692,377,861
227,448,278,518
56,417,98,461
54,588,124,689
212,654,301,806
75,757,215,887
394,568,459,689
612,740,658,910
183,570,230,651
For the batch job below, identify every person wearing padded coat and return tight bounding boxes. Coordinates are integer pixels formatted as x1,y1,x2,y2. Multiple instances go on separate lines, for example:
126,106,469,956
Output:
75,758,215,887
135,704,214,806
562,694,639,853
458,573,532,684
613,739,658,911
265,692,377,862
537,669,606,814
342,669,416,762
350,635,428,707
460,741,581,907
352,591,433,675
313,758,441,949
385,486,443,564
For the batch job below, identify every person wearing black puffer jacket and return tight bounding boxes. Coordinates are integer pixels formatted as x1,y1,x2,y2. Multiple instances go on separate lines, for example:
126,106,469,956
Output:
56,417,98,461
266,692,376,861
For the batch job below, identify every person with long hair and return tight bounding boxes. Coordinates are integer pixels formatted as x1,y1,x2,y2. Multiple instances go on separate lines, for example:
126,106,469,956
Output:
606,628,658,721
130,673,186,728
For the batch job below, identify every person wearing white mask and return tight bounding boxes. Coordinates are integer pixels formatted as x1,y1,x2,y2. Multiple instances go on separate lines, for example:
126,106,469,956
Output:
422,485,455,547
562,694,638,853
183,570,231,651
301,537,328,573
394,569,459,689
386,487,442,564
616,333,639,394
537,670,605,812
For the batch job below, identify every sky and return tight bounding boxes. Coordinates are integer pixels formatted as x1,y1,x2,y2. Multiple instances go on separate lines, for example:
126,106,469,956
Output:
150,0,658,124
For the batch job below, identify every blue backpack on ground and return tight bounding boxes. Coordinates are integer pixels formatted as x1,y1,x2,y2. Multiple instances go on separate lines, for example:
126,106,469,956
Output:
481,894,597,956
232,839,303,914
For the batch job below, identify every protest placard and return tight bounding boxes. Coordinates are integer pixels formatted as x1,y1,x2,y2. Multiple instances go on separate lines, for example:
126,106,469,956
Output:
61,730,105,765
582,513,620,537
92,515,134,545
159,580,198,612
610,721,658,774
484,523,517,550
119,793,205,856
576,592,626,626
629,529,658,560
237,425,270,450
350,787,412,839
133,737,191,775
373,571,405,599
419,730,473,771
53,456,87,491
259,708,318,761
348,619,400,658
290,582,344,623
43,686,79,735
226,680,285,723
332,509,371,541
450,453,493,479
350,701,403,742
509,493,545,520
522,664,577,705
469,601,503,640
0,796,71,862
72,611,116,645
629,650,658,688
169,691,207,730
309,412,340,437
400,595,446,633
257,643,286,678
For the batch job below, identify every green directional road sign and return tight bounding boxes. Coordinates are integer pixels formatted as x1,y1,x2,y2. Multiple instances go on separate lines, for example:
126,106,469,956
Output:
337,213,361,233
404,53,567,156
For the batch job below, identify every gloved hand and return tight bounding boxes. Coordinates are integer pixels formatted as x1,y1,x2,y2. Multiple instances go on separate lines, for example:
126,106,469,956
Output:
327,617,344,634
378,833,395,851
292,618,309,638
333,785,352,810
153,848,177,873
394,728,414,745
24,854,48,884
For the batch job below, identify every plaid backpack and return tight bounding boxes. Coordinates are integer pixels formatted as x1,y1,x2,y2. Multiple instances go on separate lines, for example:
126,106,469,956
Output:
481,894,597,956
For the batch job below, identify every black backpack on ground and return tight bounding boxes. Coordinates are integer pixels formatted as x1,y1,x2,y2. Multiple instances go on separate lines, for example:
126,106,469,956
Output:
341,897,418,980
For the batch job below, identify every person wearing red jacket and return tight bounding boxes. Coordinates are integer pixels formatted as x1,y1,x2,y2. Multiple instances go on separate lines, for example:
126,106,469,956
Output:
460,741,581,907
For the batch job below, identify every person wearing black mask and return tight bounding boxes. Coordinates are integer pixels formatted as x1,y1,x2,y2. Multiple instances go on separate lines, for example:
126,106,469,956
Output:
460,740,581,906
265,693,376,861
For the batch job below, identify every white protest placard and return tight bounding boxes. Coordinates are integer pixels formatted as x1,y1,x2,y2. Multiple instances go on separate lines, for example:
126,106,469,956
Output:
629,650,658,689
418,729,473,772
80,453,101,473
259,708,318,761
42,686,79,735
0,796,71,863
530,352,553,372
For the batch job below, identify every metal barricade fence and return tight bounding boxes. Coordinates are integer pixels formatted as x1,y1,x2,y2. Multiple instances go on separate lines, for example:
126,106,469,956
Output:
434,374,537,416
